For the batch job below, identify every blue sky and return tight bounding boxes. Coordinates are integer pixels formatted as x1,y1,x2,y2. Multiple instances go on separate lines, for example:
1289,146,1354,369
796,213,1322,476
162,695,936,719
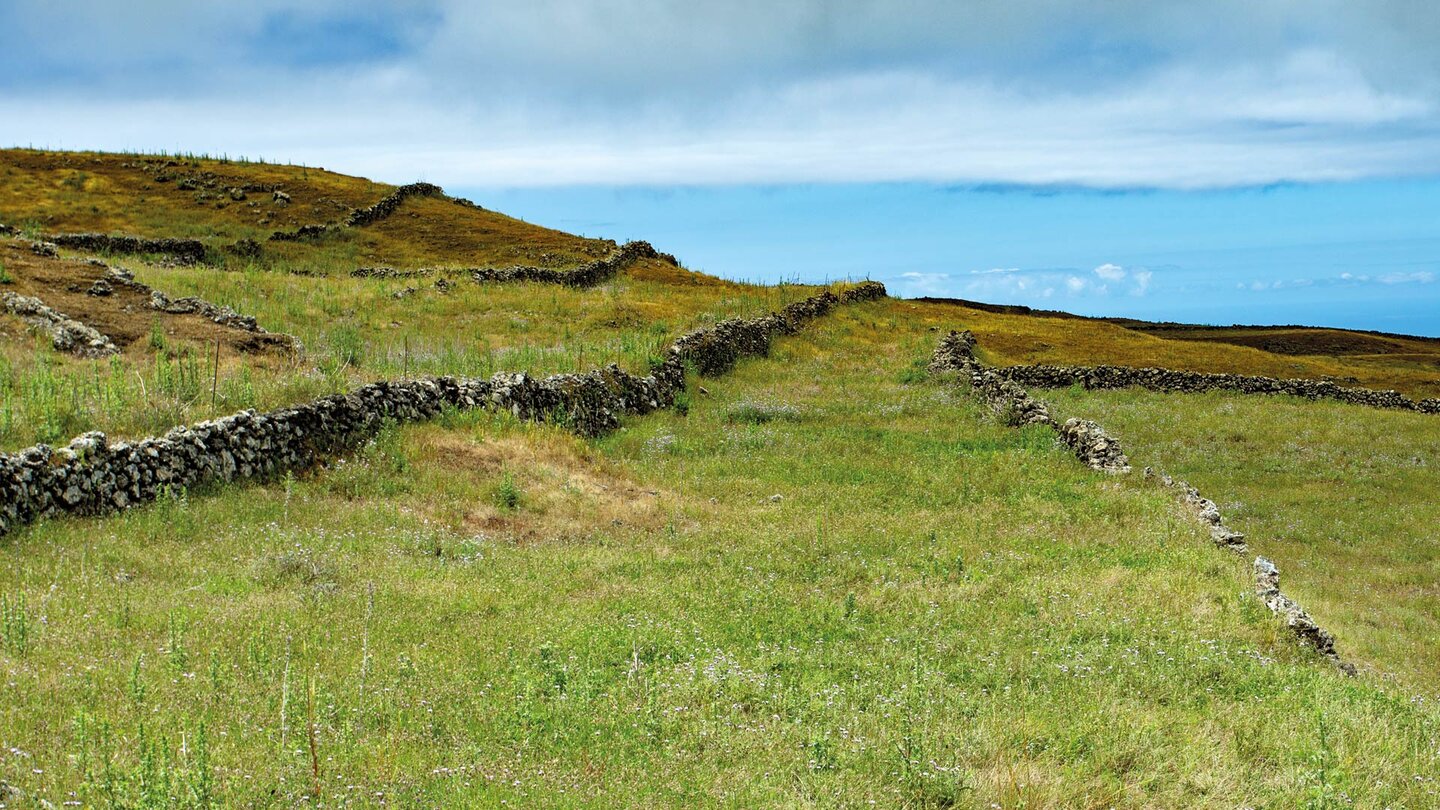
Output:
3,2,1439,333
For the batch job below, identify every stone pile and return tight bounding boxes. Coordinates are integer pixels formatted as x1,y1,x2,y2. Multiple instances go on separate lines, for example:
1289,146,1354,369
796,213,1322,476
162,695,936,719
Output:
997,363,1440,415
0,292,118,358
928,330,1129,472
0,282,886,538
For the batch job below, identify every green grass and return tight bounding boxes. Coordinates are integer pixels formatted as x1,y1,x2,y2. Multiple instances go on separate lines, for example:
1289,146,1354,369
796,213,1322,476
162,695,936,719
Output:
0,257,804,450
1045,386,1440,695
3,148,1439,807
2,305,1437,807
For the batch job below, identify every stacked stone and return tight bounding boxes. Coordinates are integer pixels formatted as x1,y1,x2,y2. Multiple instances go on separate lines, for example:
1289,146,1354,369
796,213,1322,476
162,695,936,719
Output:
101,268,302,353
345,182,445,227
351,267,435,279
469,240,677,288
268,223,334,242
0,282,886,538
1,292,118,358
1144,467,1247,553
929,330,1130,471
998,363,1438,415
1254,558,1355,674
44,233,206,263
1058,418,1132,474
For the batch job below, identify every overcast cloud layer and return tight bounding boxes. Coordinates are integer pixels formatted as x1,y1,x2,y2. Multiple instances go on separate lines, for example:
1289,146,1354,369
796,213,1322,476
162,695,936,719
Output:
5,1,1440,187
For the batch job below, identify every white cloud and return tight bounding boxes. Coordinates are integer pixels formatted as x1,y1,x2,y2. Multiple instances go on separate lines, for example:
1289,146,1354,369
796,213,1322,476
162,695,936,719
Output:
4,2,1440,188
1132,269,1154,295
1378,270,1435,284
1066,276,1088,293
1094,263,1127,281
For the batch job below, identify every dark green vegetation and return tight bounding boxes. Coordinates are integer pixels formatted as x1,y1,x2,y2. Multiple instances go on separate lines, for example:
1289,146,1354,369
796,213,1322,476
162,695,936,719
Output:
1,149,1437,807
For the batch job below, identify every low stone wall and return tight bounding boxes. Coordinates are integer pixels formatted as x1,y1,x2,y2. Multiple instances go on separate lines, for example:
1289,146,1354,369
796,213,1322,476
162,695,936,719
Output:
469,240,677,288
270,181,478,242
996,362,1440,414
1,292,119,358
0,281,885,539
43,233,207,264
1254,557,1351,672
98,268,301,352
928,329,1352,672
345,182,445,228
1144,468,1248,554
928,330,1130,473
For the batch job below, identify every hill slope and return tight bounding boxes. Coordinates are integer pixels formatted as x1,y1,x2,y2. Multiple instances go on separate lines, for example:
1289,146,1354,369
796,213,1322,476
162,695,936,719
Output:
1,150,1437,807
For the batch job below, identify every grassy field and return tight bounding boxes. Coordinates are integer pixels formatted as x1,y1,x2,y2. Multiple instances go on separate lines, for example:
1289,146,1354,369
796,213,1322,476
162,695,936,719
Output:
1045,386,1440,696
0,251,793,450
4,305,1438,807
2,149,1439,807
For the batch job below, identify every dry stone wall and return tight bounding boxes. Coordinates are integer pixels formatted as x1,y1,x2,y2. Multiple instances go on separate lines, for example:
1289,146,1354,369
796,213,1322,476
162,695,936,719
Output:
270,181,481,242
928,330,1130,473
468,240,678,287
43,232,206,263
928,329,1352,672
100,268,302,353
0,281,885,539
996,362,1440,415
1,292,119,358
344,182,446,227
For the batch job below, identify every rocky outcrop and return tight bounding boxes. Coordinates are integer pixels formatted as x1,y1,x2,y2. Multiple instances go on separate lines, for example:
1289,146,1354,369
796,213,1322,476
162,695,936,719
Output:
0,282,885,538
995,363,1440,415
1,292,118,358
43,233,206,263
929,330,1129,472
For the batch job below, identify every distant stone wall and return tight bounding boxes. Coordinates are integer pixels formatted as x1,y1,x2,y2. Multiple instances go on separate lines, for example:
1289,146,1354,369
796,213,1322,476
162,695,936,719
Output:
929,330,1130,473
344,182,445,227
350,240,680,289
928,328,1353,672
270,181,477,242
995,362,1440,414
0,281,885,539
468,240,678,288
44,233,207,264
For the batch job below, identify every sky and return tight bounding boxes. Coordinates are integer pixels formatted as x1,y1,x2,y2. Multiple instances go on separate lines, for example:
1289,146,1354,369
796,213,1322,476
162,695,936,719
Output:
3,1,1439,333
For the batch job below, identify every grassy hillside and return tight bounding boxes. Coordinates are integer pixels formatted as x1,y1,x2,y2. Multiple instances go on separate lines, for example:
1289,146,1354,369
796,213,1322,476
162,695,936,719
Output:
2,150,1438,807
0,148,604,272
1045,387,1440,694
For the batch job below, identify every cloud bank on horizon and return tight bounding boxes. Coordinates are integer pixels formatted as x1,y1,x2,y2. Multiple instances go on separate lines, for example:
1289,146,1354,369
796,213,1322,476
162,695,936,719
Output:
4,0,1440,189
